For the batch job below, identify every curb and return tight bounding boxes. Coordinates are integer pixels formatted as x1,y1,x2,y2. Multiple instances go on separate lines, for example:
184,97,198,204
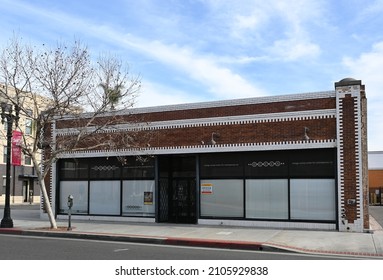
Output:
0,228,23,235
165,237,264,251
1,228,383,259
0,228,167,245
0,227,285,253
263,242,383,259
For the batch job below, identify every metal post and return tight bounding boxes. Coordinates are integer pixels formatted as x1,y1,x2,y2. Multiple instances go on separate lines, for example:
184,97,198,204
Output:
67,195,73,231
67,207,72,231
0,108,14,228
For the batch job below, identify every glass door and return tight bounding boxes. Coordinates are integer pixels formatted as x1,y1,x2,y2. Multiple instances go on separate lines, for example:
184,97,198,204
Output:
169,178,196,223
158,155,197,224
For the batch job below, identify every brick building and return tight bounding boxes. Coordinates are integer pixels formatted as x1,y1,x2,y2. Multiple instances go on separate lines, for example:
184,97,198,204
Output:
0,84,41,205
368,151,383,205
46,78,368,232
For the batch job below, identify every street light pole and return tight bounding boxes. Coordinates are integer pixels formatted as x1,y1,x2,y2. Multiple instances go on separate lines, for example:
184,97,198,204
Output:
0,102,19,228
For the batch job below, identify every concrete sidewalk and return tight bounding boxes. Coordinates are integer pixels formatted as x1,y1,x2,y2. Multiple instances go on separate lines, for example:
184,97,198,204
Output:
1,215,383,259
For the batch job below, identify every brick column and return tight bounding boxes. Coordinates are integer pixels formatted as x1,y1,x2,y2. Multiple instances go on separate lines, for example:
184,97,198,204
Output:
335,78,368,232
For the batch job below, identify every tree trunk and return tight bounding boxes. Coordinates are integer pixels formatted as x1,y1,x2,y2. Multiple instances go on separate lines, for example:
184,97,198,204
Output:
39,177,58,229
32,155,57,229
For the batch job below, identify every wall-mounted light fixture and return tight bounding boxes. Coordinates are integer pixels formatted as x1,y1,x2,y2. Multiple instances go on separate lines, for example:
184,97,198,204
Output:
201,132,220,145
210,132,219,145
303,127,310,140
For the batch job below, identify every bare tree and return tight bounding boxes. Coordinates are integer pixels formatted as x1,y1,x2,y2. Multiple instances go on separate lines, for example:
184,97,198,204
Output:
0,36,141,228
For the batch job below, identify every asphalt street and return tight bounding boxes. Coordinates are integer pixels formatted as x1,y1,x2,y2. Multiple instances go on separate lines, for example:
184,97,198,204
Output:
0,233,356,260
369,206,383,228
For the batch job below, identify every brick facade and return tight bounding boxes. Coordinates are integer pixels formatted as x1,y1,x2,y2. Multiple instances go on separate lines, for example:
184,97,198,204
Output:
368,151,383,206
46,79,368,232
335,78,368,232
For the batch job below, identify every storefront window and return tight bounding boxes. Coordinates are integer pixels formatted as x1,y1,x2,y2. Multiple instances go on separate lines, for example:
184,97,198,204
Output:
59,159,88,180
245,179,288,219
89,181,121,215
59,181,88,214
200,179,244,218
89,158,121,179
290,149,335,178
57,149,337,223
244,151,288,178
290,179,336,221
122,180,155,217
122,157,155,179
200,153,243,178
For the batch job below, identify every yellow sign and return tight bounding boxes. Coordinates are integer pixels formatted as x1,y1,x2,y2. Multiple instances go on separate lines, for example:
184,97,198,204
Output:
201,183,213,194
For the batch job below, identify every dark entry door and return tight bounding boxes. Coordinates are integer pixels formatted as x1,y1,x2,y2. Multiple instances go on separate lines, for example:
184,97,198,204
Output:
169,178,196,223
158,156,197,224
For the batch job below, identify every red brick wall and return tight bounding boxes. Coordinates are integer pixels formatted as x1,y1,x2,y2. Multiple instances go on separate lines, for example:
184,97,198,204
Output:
55,97,336,129
337,87,369,231
340,95,359,223
58,117,336,150
137,97,336,122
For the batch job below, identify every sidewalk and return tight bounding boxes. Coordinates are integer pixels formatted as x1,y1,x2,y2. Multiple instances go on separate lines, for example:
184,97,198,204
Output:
1,215,383,259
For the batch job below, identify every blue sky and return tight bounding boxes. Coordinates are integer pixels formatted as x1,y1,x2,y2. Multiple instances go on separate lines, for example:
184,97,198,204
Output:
1,0,383,151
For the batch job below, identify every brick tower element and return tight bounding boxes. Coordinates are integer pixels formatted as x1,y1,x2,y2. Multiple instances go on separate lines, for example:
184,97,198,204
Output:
335,78,368,232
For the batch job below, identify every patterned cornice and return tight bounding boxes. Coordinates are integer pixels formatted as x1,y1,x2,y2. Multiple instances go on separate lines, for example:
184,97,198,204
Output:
56,109,336,136
57,139,337,159
56,90,336,120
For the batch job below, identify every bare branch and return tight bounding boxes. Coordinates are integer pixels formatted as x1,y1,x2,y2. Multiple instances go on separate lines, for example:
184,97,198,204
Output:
0,35,142,228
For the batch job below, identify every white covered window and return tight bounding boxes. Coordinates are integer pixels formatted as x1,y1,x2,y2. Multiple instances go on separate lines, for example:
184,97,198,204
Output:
122,180,155,217
89,181,121,215
200,179,244,218
290,179,336,221
246,179,288,219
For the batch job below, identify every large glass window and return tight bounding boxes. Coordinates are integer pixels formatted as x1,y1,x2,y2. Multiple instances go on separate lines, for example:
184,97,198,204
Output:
122,180,155,217
290,179,336,221
24,155,32,166
59,181,88,214
89,158,121,179
200,179,244,218
122,157,155,179
200,153,243,178
246,179,288,219
25,119,33,135
59,159,89,180
290,149,335,178
89,181,121,215
244,151,288,178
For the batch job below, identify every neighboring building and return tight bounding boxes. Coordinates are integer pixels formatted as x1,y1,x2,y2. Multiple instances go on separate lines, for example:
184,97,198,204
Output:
46,78,368,232
368,151,383,205
0,84,40,204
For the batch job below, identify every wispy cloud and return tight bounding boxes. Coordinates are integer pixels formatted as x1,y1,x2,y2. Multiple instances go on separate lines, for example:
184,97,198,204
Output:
269,38,321,61
1,0,266,101
343,41,383,150
201,0,323,61
361,0,383,17
103,34,267,99
1,0,383,150
137,79,203,108
343,42,383,100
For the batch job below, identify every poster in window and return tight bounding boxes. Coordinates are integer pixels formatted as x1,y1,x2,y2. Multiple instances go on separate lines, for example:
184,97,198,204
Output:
201,183,213,194
144,192,153,205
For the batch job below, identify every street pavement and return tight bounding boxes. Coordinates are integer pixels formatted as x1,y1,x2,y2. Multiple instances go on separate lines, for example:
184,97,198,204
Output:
1,204,383,259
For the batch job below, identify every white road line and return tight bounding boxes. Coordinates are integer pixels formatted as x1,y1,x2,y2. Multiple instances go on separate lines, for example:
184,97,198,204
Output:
114,248,130,252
